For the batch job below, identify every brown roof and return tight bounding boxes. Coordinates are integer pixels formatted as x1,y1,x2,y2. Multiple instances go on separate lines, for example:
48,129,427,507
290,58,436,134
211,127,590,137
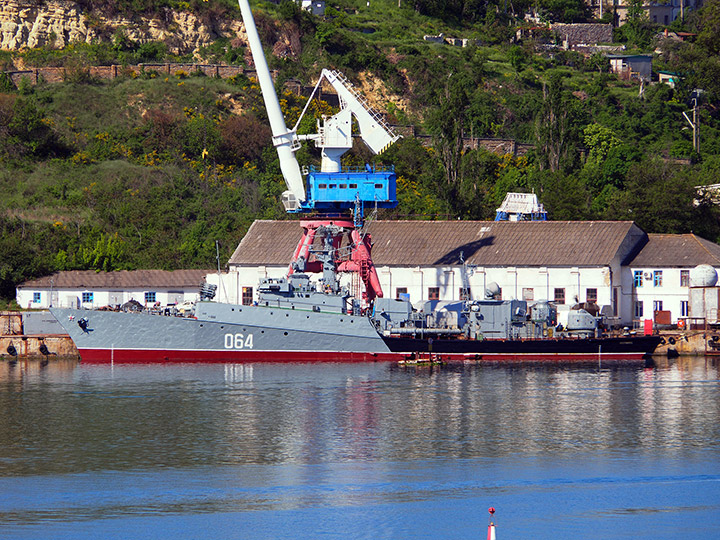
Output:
229,220,646,267
628,234,720,267
18,269,212,289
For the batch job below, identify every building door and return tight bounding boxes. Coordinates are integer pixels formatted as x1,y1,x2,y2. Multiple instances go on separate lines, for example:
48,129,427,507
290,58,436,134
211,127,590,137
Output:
109,291,124,308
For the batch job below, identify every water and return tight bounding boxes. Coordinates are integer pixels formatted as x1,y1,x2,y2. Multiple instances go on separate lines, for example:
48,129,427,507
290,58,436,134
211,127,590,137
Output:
0,358,719,539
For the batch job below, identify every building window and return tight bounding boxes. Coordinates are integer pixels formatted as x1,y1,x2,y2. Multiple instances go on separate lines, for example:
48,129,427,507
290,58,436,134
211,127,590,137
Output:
680,270,689,287
32,292,41,304
459,288,471,301
554,288,565,304
681,301,688,317
396,287,408,300
145,291,156,303
653,300,663,312
522,288,534,301
586,288,598,303
634,271,643,287
242,287,253,306
428,287,440,301
635,301,644,318
82,292,93,303
653,270,662,287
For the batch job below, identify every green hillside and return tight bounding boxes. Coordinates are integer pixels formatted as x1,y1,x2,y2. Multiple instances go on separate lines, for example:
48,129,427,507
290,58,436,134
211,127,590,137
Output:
2,0,720,303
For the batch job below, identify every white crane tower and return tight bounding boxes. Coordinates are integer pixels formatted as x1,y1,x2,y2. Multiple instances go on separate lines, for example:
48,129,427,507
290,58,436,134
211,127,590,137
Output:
237,0,400,218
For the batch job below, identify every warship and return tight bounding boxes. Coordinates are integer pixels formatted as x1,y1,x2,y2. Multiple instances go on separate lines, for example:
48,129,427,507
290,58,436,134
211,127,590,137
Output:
50,224,661,364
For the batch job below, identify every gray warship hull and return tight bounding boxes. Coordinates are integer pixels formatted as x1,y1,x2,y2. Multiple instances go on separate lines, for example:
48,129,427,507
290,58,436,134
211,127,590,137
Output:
50,303,659,364
50,303,400,363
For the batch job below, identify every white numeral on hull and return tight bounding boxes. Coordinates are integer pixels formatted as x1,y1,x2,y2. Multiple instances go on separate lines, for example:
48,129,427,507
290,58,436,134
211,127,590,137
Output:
224,333,254,349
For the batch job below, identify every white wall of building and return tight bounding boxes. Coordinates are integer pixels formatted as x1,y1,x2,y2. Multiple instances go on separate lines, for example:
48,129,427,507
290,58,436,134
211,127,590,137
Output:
17,287,201,310
626,266,720,324
219,263,626,320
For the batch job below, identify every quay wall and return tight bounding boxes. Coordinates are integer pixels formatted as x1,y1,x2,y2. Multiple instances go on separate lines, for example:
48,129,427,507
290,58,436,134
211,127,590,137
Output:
1,334,78,358
655,330,720,357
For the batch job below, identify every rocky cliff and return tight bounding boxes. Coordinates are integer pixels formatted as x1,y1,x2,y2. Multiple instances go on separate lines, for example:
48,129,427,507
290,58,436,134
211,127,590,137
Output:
0,0,243,57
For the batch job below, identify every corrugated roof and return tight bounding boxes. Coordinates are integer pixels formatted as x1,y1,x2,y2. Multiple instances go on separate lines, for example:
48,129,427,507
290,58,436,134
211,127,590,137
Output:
628,234,720,267
229,220,645,267
18,269,212,289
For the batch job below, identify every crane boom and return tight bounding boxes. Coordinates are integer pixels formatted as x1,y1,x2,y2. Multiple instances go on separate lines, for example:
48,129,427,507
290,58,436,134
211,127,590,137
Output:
320,69,400,155
237,0,305,209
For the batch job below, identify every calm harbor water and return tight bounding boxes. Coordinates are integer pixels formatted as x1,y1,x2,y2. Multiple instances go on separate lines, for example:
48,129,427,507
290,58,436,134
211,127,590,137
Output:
0,358,718,539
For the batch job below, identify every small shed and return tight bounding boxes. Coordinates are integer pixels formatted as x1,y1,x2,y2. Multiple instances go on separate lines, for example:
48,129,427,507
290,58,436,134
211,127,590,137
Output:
658,71,679,88
607,54,652,81
301,0,325,16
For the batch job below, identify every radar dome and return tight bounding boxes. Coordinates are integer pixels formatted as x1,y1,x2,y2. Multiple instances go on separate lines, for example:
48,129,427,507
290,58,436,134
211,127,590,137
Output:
689,264,718,287
485,282,501,299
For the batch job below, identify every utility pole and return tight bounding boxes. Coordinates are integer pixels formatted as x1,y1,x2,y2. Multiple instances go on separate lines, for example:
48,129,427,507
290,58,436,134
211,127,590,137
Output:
683,96,700,153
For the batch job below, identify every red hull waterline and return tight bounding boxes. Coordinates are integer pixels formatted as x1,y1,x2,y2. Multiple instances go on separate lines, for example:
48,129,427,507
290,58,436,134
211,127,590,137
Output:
76,348,649,364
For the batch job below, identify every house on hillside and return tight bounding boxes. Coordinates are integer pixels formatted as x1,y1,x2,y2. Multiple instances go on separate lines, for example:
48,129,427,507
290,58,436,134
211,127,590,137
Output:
16,269,211,309
607,54,652,81
592,0,703,25
301,0,325,16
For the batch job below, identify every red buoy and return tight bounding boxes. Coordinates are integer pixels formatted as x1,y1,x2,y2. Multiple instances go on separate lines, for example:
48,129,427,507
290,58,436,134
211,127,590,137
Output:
487,507,497,540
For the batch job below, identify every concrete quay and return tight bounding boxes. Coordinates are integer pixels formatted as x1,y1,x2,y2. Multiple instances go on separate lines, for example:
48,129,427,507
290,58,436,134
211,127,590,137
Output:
0,334,78,359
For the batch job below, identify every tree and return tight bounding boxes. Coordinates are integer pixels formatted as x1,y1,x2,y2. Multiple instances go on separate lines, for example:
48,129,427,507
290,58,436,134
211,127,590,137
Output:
426,70,473,200
534,73,581,172
606,159,720,237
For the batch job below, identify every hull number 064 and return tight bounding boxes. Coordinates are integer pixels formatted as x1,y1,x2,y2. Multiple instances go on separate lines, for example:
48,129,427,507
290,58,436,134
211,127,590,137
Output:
224,333,254,349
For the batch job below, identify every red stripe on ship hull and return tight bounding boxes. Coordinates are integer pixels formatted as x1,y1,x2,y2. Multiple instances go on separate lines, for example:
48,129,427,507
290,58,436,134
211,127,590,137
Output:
77,348,648,364
78,348,406,363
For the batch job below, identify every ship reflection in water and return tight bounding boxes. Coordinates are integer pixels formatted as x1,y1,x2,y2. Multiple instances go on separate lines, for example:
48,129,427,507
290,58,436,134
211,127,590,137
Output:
0,358,718,539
